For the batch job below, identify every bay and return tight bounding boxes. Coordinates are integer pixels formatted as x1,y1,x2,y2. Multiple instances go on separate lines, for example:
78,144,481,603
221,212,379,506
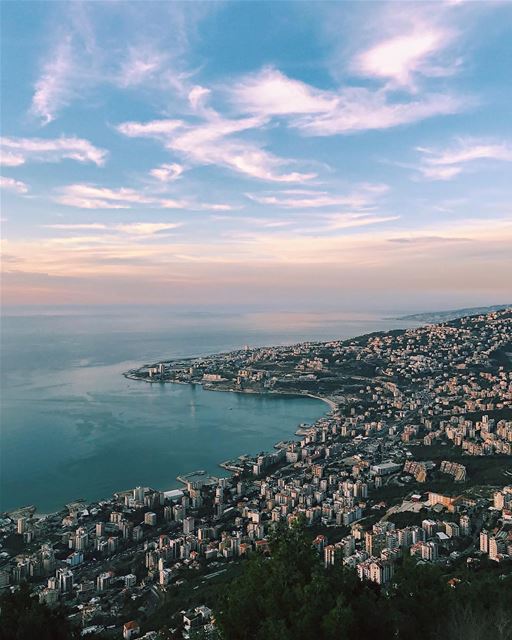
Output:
0,306,418,513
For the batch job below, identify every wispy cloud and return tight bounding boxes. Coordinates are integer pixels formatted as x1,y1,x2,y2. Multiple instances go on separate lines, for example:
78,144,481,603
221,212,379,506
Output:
117,47,168,88
1,136,107,166
55,184,158,209
293,89,464,136
388,235,469,244
29,2,217,124
3,215,510,306
246,192,367,209
246,183,389,209
43,223,107,230
415,138,512,180
31,36,76,124
352,28,456,88
229,66,337,117
150,163,184,182
118,113,317,183
44,222,182,236
0,176,29,194
227,66,466,136
54,183,234,211
321,213,399,231
1,152,25,167
115,222,182,236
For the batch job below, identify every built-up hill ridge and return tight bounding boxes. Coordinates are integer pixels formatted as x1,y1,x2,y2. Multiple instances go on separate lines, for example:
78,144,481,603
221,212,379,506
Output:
394,303,511,323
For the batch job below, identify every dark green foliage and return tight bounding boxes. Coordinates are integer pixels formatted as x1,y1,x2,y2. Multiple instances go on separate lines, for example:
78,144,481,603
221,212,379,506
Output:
0,583,78,640
214,522,512,640
388,559,450,639
215,521,394,640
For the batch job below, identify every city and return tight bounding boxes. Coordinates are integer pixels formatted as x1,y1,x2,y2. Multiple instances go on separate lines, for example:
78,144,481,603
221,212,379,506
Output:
1,308,511,637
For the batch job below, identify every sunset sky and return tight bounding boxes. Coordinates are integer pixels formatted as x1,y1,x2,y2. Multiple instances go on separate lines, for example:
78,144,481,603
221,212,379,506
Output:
1,1,511,310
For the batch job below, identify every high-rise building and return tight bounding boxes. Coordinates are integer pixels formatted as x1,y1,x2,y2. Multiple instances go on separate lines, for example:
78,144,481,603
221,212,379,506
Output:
96,571,112,591
17,517,27,535
41,544,55,575
183,516,195,535
480,530,489,553
144,512,157,526
124,574,136,588
459,515,471,536
421,541,438,561
133,486,144,503
75,527,89,551
57,568,73,594
489,536,506,561
107,536,118,554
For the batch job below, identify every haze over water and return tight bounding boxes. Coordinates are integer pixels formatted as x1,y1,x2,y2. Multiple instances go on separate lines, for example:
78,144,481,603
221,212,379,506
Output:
0,306,419,513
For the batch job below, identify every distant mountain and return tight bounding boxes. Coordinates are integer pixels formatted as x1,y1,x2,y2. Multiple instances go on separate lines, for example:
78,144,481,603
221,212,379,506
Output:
394,304,511,323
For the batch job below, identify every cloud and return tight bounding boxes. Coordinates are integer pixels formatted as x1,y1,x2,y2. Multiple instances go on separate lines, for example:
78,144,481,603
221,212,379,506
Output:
219,217,511,264
352,28,454,87
415,138,512,180
117,47,168,88
419,140,512,165
56,185,154,209
211,214,293,229
285,212,399,234
229,67,338,116
416,165,463,181
3,216,510,308
43,223,107,230
246,192,368,209
54,183,234,211
150,163,184,182
188,85,212,113
115,222,182,236
0,176,29,194
294,89,464,136
1,152,25,167
246,183,389,209
388,235,469,244
322,213,399,231
117,120,184,137
118,114,317,183
31,36,75,124
1,136,107,166
227,67,466,136
29,2,217,124
43,222,182,236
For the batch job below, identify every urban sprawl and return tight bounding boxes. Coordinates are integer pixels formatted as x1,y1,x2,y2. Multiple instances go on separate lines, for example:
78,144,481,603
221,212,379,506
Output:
2,308,512,639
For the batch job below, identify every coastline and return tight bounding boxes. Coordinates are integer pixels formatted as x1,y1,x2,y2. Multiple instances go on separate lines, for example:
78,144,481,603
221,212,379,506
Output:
203,384,336,411
124,371,337,410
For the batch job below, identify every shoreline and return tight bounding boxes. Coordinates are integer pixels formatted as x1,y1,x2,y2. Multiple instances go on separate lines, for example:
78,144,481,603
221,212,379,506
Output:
124,371,337,410
203,384,336,410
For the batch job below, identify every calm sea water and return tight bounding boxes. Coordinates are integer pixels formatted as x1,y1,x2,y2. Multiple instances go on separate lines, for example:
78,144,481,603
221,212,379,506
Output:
0,306,418,513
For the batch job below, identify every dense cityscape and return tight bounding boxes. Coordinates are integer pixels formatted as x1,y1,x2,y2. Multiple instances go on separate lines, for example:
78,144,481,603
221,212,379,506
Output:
1,308,511,638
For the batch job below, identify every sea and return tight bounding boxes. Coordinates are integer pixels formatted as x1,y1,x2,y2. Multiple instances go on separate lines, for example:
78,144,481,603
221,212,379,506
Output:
0,306,419,513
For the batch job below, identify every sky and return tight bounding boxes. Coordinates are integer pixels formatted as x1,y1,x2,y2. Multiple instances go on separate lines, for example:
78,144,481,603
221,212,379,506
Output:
1,0,511,311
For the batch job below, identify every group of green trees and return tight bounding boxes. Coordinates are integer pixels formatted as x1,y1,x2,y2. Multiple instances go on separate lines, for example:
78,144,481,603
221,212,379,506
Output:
215,521,512,640
0,583,78,640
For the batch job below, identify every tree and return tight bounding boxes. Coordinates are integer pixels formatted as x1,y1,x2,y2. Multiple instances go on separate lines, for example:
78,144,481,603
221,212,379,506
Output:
215,520,394,640
0,584,79,640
